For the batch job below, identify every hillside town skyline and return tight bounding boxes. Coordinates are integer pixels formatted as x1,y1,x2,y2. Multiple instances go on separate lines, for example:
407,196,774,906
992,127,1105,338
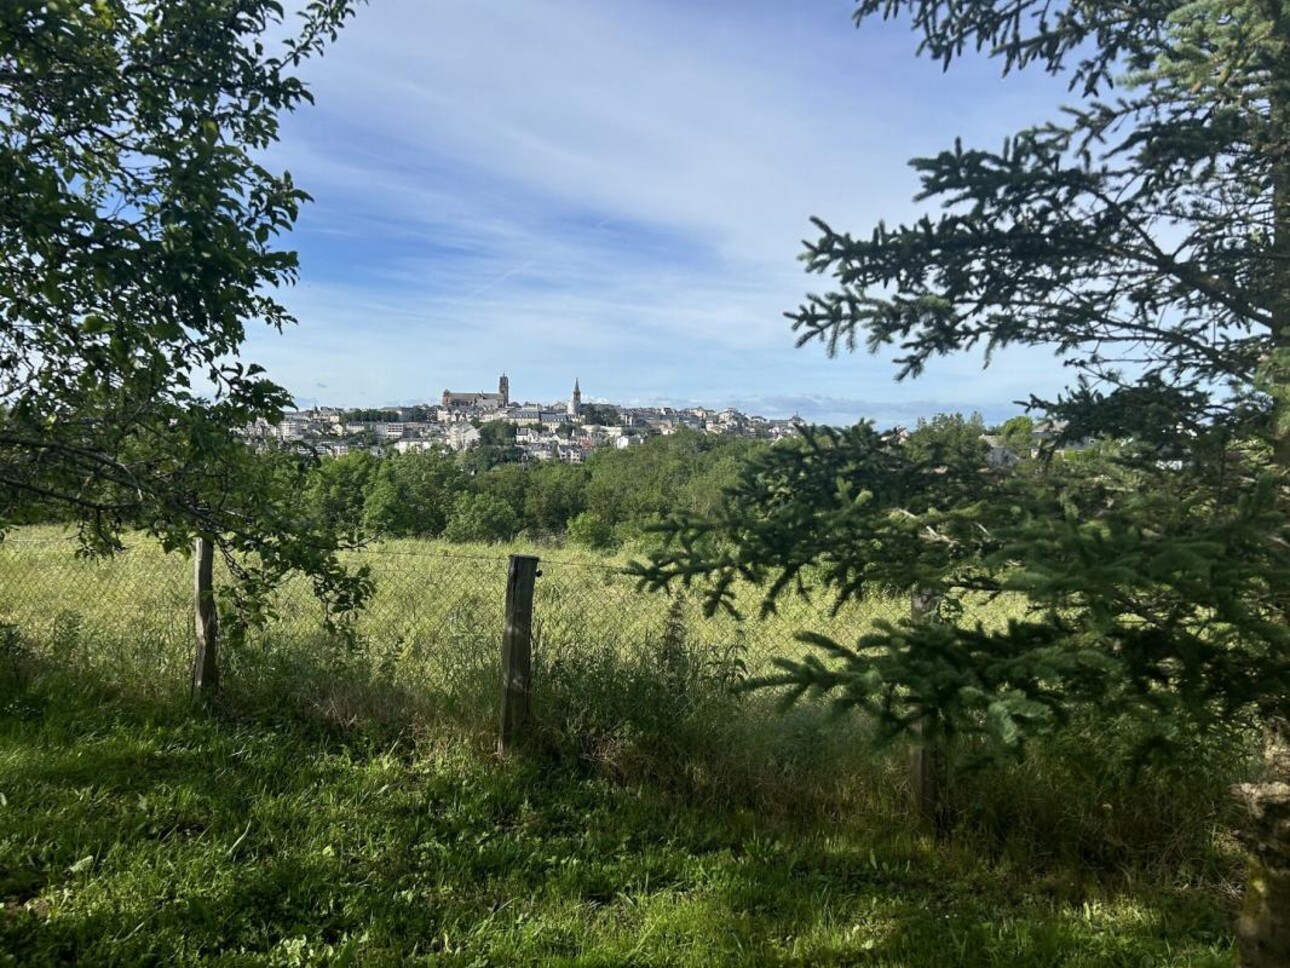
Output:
284,374,816,424
250,372,806,465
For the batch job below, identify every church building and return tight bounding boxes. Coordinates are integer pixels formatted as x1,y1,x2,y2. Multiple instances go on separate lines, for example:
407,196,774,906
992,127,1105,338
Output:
442,374,509,411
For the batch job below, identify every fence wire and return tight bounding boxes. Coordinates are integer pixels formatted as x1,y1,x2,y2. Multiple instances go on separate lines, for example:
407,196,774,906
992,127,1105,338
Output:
0,536,947,694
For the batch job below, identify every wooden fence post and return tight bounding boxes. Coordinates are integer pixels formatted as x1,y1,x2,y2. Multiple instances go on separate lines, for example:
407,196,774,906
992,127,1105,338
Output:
1235,783,1290,967
498,554,540,755
1235,722,1290,967
192,536,219,700
909,586,943,826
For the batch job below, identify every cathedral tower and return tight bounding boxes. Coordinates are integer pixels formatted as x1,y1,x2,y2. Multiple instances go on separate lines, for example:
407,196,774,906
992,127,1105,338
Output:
568,378,581,418
499,373,509,406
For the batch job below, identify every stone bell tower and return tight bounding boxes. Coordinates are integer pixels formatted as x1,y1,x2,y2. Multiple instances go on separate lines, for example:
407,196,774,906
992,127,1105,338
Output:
568,378,581,418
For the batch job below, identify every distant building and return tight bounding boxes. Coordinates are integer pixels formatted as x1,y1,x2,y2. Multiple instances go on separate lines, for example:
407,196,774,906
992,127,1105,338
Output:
242,375,808,460
981,435,1021,467
445,425,481,452
567,378,582,418
276,413,310,442
393,439,443,455
442,373,509,410
507,407,566,427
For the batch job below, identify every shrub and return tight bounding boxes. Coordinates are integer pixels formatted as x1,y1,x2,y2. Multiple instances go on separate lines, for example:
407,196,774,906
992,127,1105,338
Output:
443,493,520,544
566,511,615,550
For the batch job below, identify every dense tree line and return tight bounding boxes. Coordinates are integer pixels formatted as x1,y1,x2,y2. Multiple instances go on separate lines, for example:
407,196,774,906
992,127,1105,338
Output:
14,416,1053,548
298,414,1071,548
300,428,770,547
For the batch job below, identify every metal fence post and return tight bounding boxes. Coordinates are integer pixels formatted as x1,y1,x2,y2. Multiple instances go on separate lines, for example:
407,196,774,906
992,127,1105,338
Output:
192,536,219,700
498,554,540,754
909,586,943,826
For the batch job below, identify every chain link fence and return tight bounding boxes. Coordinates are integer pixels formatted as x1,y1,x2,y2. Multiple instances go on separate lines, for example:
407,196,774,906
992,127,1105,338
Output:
2,537,917,657
0,534,925,689
1,532,1047,816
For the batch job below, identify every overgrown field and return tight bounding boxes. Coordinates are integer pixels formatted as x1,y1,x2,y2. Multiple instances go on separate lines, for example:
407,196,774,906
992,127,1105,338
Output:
0,526,924,676
0,529,1256,965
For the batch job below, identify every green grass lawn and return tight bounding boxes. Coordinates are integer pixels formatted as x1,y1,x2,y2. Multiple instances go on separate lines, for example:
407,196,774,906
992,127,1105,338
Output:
0,697,1239,967
0,529,1250,965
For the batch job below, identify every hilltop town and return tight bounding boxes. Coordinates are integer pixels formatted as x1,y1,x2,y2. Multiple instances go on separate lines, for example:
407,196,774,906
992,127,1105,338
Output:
245,374,803,462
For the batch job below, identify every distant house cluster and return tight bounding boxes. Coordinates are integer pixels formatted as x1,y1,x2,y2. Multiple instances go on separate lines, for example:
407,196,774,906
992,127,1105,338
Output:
243,372,1097,468
980,421,1087,467
244,373,803,462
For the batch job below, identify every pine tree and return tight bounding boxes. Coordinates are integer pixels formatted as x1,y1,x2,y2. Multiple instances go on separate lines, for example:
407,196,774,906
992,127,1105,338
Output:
634,3,1290,959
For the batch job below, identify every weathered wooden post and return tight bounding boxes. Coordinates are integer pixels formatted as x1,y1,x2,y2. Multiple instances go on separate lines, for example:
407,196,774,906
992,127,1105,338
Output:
192,536,219,700
498,554,539,755
1235,723,1290,967
909,586,943,827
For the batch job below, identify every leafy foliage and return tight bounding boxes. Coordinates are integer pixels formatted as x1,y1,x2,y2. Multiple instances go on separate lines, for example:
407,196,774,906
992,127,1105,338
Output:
579,402,621,426
584,429,761,534
566,510,615,550
459,420,522,474
443,492,520,544
0,0,369,618
638,0,1290,753
282,429,770,545
793,1,1287,445
302,450,377,534
523,462,589,535
362,449,466,539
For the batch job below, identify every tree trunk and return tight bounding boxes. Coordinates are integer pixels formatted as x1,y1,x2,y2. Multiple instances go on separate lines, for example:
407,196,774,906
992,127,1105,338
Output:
1235,723,1290,967
1242,6,1290,962
909,587,944,829
192,536,218,700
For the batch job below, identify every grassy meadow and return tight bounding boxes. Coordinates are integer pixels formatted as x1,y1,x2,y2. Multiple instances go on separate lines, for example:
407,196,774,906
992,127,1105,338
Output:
0,527,1256,965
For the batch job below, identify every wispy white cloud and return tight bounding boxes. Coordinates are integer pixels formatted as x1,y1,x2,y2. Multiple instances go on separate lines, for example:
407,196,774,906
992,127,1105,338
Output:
248,0,1079,417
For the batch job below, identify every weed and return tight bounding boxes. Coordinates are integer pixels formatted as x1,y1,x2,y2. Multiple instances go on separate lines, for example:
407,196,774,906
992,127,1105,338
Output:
0,528,1256,965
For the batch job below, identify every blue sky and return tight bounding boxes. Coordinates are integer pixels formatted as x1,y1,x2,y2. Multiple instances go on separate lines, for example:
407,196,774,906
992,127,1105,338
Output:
246,0,1082,426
